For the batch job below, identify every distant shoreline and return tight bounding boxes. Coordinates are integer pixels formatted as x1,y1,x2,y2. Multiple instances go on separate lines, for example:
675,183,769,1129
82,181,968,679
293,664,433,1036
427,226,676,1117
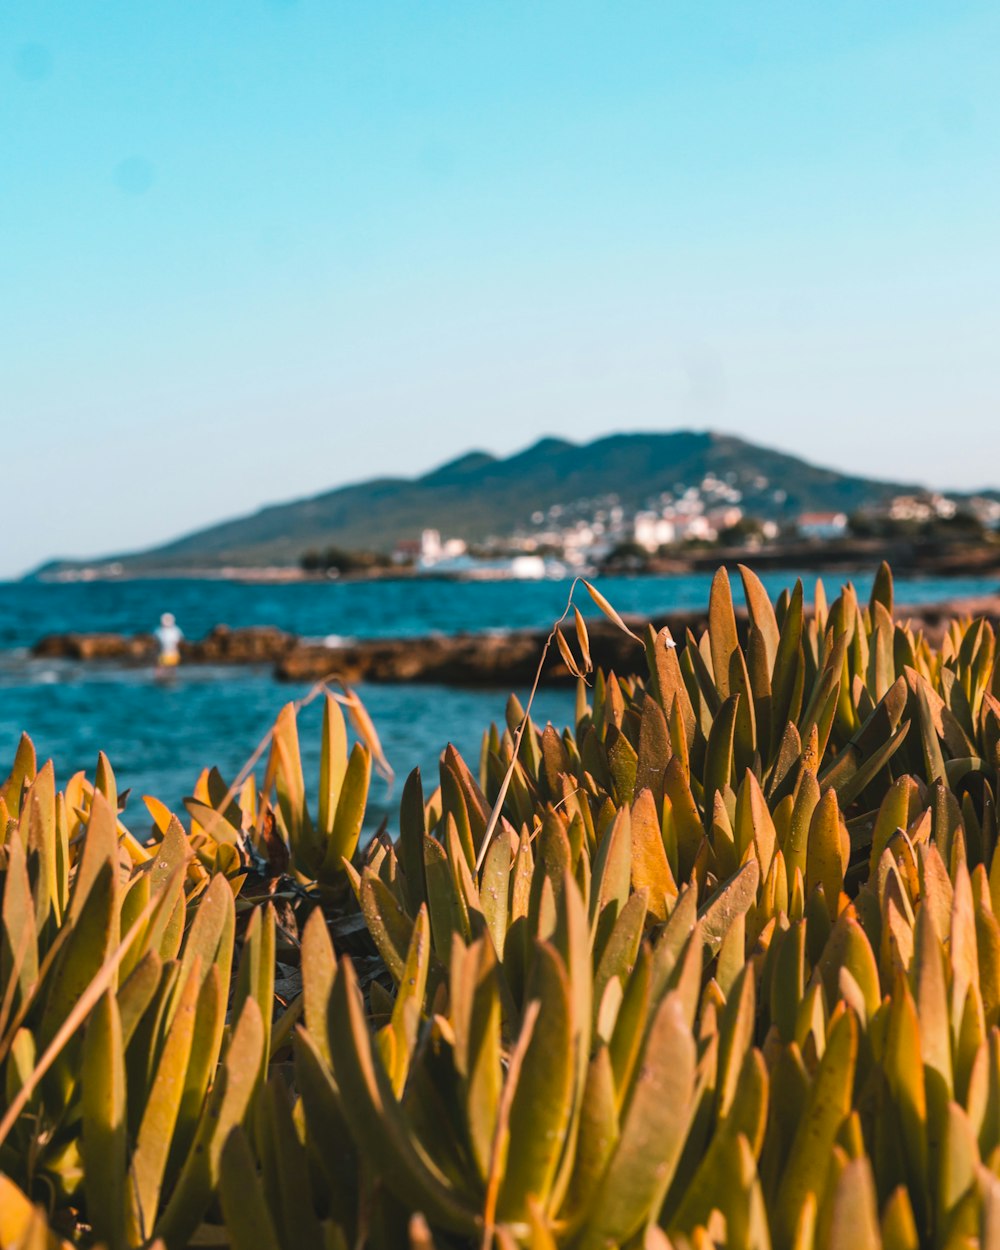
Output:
24,535,1000,585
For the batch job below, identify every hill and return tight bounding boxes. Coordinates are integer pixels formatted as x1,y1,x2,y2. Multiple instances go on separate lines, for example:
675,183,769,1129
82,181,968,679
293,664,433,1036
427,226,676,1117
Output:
35,430,927,574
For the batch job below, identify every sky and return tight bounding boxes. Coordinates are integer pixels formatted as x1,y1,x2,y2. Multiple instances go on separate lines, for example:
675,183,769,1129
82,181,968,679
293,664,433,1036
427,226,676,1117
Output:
2,1,998,577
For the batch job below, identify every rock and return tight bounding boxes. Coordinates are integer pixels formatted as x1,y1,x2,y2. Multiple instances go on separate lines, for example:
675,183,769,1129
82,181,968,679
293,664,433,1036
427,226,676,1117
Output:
32,626,294,666
29,595,1000,687
32,632,157,661
275,622,669,686
182,625,295,664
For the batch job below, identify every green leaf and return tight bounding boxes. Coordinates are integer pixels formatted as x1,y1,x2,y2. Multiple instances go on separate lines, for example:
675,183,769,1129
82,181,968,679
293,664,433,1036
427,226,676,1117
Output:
806,789,849,921
562,1045,619,1229
154,998,266,1247
301,907,337,1068
589,808,632,958
319,692,349,836
322,742,372,877
774,1010,858,1250
450,936,502,1180
387,905,431,1095
170,963,226,1178
699,860,760,956
443,744,490,869
232,902,276,1067
82,992,126,1250
480,832,511,959
593,891,647,1031
575,991,696,1249
630,788,676,921
126,957,201,1243
669,1051,769,1234
1,732,36,813
496,943,575,1221
739,564,780,675
327,959,480,1235
175,871,235,1013
869,560,894,617
424,833,467,964
397,769,428,916
826,1157,882,1250
911,906,953,1098
294,1030,361,1234
361,869,416,983
708,567,740,701
218,1128,283,1250
1,835,39,1008
608,945,651,1110
269,702,324,872
704,696,739,818
40,859,117,1059
21,762,58,933
771,581,804,750
259,1077,325,1250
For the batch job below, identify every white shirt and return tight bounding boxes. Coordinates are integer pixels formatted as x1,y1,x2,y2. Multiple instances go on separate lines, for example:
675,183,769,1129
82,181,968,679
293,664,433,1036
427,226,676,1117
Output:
155,623,183,658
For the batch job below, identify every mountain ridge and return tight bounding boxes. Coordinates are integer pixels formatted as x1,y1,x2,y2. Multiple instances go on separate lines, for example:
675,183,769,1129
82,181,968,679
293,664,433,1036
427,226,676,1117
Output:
32,428,986,575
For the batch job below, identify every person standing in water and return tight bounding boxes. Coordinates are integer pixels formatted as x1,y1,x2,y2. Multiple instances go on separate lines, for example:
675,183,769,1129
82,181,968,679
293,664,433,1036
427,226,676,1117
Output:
155,612,183,669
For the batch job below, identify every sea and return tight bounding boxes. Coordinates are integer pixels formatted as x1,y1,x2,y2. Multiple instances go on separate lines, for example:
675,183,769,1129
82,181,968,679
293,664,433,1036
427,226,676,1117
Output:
1,570,996,833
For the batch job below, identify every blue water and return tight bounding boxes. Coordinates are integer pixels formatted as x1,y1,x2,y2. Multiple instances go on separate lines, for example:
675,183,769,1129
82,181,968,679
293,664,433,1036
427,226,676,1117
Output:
4,569,997,650
2,570,996,830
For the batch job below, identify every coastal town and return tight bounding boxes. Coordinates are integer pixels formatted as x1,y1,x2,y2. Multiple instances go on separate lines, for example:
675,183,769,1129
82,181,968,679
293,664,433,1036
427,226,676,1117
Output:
42,472,1000,584
389,475,1000,580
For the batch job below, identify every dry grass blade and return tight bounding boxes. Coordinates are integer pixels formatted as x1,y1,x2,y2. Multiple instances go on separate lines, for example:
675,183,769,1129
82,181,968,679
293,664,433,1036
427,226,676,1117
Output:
335,686,395,784
573,607,593,672
217,674,341,816
474,581,586,870
214,673,394,824
583,580,643,643
0,871,179,1151
555,628,585,679
475,577,636,871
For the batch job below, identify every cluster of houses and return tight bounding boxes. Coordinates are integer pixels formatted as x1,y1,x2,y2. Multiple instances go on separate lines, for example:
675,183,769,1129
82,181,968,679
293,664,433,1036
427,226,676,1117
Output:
392,479,1000,580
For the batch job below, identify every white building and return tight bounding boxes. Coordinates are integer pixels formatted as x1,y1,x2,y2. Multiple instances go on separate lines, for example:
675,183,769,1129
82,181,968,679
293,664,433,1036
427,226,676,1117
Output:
888,494,957,523
633,512,676,552
419,529,468,569
510,555,546,579
676,514,715,542
798,512,848,540
706,506,745,533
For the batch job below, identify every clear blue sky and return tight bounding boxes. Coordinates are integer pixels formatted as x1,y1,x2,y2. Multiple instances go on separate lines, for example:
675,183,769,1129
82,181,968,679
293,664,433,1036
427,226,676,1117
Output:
2,1,998,576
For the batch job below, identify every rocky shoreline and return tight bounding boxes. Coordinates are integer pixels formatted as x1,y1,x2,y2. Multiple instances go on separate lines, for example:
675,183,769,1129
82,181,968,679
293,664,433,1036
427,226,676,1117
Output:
29,593,1000,688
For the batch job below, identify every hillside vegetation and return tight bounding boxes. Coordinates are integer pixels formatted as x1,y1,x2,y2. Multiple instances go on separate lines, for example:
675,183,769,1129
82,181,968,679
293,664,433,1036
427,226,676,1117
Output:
3,564,1000,1248
36,431,916,574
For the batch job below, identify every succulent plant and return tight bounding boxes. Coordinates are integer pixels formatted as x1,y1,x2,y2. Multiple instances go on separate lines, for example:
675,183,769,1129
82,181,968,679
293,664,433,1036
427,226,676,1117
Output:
3,564,1000,1248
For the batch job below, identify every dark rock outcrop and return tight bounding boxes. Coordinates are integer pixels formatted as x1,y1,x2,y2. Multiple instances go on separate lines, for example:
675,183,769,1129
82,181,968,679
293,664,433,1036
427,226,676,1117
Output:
274,612,715,686
33,632,158,661
32,625,293,666
276,632,554,686
181,625,295,664
29,596,1000,686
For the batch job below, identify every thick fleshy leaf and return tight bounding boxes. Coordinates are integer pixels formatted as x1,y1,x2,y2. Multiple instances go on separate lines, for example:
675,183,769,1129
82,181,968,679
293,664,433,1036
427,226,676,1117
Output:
497,943,575,1220
774,1010,858,1250
575,992,696,1249
81,992,126,1250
